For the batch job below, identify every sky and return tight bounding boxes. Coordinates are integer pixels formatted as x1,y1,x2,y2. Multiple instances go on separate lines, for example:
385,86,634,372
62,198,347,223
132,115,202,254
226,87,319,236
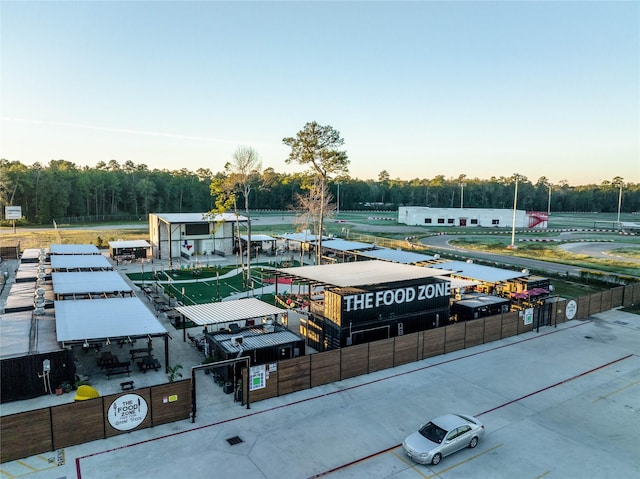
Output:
1,1,638,185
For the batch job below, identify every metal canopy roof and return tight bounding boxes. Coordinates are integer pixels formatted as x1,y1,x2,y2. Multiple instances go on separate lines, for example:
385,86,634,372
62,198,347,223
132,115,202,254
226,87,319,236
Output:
277,232,328,243
431,260,526,283
50,244,100,255
174,297,286,326
52,271,132,295
215,329,303,354
239,234,277,242
357,248,436,264
50,254,113,270
317,239,378,252
108,240,151,248
54,297,168,342
276,260,449,288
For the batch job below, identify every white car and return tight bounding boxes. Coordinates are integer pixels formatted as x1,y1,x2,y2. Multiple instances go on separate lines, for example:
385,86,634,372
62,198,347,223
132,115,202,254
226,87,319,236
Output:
402,413,485,465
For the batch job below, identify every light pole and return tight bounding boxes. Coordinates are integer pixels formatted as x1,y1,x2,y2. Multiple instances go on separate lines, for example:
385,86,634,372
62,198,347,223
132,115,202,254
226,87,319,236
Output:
547,182,552,218
460,182,466,208
617,181,623,226
336,181,341,216
508,174,519,250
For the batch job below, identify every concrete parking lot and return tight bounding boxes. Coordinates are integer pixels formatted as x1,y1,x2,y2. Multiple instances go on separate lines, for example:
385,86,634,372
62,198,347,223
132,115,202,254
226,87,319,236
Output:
1,308,638,479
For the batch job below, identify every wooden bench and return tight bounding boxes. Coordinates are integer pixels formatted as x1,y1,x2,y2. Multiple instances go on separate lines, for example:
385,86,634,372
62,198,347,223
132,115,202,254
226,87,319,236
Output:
105,361,131,378
120,380,135,391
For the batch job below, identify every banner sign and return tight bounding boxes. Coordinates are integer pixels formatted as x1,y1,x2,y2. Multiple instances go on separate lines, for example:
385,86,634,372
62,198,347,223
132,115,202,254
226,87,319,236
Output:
343,282,451,312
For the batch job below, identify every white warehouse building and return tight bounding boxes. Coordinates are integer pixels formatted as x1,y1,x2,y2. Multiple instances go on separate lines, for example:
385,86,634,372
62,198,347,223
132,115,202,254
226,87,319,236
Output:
398,207,548,229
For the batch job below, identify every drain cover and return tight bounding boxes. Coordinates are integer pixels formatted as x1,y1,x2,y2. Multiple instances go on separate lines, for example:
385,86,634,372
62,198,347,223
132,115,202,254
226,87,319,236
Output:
226,436,243,446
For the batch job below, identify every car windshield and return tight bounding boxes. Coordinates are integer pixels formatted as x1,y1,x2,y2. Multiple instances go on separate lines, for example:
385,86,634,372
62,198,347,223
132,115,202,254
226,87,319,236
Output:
419,422,447,444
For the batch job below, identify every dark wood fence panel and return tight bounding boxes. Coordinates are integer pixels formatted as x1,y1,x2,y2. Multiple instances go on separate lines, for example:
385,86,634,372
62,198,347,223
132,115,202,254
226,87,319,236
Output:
310,350,340,387
589,292,603,315
444,323,465,353
422,328,445,359
576,296,590,319
340,344,369,379
52,399,104,449
484,316,502,342
501,313,519,337
103,390,153,438
610,287,624,308
368,338,394,373
600,289,612,311
554,299,567,324
0,409,52,463
150,381,191,426
394,334,419,366
278,356,311,395
465,319,485,348
623,283,640,307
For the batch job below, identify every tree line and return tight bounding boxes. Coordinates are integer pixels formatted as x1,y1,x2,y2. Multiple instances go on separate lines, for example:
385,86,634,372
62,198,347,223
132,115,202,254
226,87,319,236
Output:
1,158,637,226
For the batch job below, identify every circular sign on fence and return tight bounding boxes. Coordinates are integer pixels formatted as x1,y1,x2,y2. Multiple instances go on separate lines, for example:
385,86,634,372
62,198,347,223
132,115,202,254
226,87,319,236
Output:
108,394,148,431
565,300,578,320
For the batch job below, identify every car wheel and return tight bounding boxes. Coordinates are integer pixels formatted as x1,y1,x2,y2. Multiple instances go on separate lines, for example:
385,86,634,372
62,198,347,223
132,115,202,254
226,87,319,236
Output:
431,453,442,465
469,436,479,448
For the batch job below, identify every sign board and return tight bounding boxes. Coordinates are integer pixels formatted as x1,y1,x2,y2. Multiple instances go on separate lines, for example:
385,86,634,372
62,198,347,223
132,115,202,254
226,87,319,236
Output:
249,364,266,391
5,206,22,220
523,308,534,325
107,394,149,431
565,300,578,320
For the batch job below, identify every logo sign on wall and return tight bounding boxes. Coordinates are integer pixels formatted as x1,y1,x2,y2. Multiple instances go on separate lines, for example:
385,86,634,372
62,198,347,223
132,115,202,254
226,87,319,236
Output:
565,300,578,320
523,308,534,325
108,394,149,431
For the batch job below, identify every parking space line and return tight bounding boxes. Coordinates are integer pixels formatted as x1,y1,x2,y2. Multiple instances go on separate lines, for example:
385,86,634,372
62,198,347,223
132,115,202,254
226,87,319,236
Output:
390,444,504,479
0,469,16,478
532,470,552,479
593,378,640,403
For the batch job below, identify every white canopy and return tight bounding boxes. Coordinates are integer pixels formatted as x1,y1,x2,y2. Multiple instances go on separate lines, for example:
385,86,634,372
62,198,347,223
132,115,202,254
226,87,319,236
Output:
55,297,168,342
50,244,100,255
52,271,132,296
50,254,113,271
175,297,286,326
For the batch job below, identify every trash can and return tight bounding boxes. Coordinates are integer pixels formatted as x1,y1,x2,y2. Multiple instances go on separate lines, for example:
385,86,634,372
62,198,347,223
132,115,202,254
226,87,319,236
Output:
223,382,233,394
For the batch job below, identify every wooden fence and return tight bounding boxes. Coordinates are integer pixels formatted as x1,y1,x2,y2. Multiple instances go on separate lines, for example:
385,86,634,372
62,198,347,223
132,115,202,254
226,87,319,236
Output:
2,282,638,464
0,380,190,463
243,283,640,404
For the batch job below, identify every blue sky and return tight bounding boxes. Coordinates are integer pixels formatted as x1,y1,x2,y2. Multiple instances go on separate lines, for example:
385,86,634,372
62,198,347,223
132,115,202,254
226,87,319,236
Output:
1,1,638,185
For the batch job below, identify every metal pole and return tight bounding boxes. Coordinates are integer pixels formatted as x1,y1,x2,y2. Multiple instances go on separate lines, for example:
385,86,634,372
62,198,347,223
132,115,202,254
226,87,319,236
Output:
509,176,518,249
617,182,623,225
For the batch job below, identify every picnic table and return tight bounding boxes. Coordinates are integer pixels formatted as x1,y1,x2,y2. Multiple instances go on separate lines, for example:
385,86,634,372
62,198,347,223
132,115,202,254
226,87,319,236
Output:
137,356,161,373
105,361,131,378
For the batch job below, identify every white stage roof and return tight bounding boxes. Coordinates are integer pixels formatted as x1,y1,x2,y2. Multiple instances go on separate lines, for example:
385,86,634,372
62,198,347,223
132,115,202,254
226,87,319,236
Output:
50,254,113,270
175,297,286,326
52,271,132,295
276,260,449,288
50,244,100,255
55,297,168,342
